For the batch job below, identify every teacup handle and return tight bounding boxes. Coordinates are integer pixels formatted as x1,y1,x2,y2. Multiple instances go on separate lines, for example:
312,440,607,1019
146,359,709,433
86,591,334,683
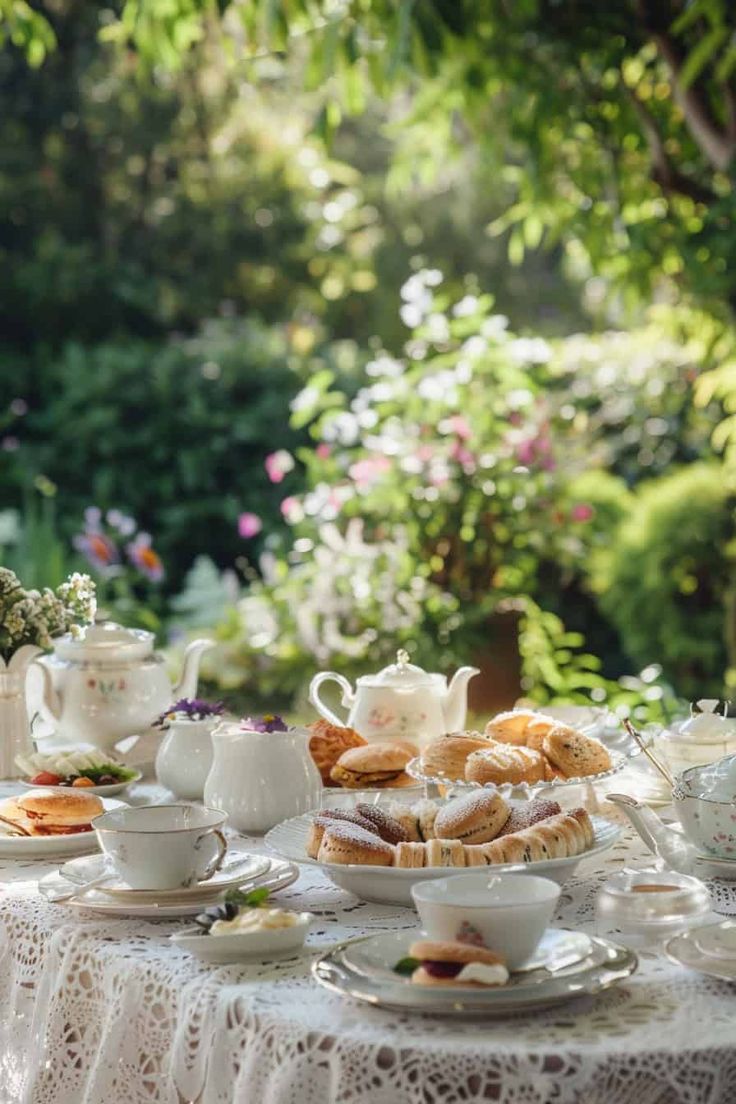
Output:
198,829,228,881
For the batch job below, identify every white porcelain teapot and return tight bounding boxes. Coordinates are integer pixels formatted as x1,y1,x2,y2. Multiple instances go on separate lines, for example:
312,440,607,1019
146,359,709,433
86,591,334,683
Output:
308,649,479,749
34,622,213,751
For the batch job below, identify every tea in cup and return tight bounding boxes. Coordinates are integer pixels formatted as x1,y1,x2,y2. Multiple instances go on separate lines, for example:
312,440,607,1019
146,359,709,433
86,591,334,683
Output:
93,803,227,890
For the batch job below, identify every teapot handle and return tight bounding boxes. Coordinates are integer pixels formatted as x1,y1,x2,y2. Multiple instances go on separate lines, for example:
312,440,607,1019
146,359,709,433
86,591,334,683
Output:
308,672,355,728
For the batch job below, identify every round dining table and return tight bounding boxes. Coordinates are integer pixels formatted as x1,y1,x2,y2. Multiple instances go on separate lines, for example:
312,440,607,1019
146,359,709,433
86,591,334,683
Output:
1,776,736,1104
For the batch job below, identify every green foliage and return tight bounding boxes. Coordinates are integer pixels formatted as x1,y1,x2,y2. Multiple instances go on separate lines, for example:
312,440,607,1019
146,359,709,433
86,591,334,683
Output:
590,463,734,700
0,319,329,591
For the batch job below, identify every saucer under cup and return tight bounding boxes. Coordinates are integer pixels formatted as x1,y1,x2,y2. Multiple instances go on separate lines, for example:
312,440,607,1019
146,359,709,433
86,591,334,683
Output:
411,872,561,969
93,803,227,890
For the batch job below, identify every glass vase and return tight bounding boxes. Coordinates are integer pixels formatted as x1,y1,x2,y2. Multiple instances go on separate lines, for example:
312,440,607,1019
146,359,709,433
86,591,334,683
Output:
0,644,42,779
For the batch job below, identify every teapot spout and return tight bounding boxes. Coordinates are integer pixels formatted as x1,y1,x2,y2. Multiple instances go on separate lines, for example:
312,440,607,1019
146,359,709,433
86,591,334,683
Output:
444,665,480,733
606,793,698,875
172,638,214,701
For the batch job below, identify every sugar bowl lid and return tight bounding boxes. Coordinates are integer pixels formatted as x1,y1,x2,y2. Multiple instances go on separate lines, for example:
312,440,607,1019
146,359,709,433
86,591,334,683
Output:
669,699,736,743
53,621,154,662
359,649,436,688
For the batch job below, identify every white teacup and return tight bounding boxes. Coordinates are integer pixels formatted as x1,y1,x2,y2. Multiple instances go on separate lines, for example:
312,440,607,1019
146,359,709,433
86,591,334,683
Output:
411,872,561,969
93,804,227,890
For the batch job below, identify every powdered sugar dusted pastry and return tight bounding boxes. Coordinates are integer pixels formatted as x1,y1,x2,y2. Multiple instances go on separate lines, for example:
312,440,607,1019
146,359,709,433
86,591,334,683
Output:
317,822,395,866
465,744,545,786
420,734,491,782
384,802,423,843
414,799,440,842
424,838,466,867
306,809,379,858
395,841,426,868
355,803,410,845
497,797,561,838
433,790,509,845
543,726,612,778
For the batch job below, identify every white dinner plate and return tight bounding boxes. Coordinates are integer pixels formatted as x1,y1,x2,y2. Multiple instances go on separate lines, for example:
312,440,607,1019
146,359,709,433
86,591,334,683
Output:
171,911,313,963
265,813,621,906
0,796,128,858
58,850,271,902
39,857,301,918
19,771,142,797
665,923,736,981
313,928,637,1015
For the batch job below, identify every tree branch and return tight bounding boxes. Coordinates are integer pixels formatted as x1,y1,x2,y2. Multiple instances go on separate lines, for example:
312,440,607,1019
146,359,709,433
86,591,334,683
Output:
633,0,736,171
626,87,717,205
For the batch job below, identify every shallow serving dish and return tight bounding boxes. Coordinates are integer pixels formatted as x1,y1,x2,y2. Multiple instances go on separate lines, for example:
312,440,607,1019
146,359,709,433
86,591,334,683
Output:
0,796,128,858
265,813,621,907
171,911,313,963
666,921,736,982
312,928,637,1016
19,771,142,797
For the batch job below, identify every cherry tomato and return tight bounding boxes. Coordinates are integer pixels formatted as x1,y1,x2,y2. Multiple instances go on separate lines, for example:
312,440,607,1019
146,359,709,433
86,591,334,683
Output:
30,771,62,786
72,777,95,788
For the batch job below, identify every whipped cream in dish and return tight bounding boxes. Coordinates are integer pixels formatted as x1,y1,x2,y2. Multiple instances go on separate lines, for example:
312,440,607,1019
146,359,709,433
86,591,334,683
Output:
455,962,510,986
210,907,301,936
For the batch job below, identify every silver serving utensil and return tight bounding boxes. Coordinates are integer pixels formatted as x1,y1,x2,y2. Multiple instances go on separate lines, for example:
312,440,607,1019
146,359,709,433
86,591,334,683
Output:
41,872,115,904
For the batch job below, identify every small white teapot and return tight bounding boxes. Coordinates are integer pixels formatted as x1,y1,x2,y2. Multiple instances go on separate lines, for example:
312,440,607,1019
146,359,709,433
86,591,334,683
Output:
203,715,322,833
34,622,212,751
309,650,479,749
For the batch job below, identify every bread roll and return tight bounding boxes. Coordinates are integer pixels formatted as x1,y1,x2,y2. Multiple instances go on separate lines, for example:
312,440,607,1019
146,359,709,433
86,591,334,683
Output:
308,719,366,784
420,734,490,782
542,726,612,778
465,744,545,786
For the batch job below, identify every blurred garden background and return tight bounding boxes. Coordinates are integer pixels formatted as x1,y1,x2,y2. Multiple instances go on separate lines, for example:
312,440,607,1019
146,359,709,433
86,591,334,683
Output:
2,0,736,719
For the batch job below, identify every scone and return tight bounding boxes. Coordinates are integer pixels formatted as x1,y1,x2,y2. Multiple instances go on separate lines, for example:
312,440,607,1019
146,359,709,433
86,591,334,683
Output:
306,808,378,858
420,734,491,782
542,726,612,778
317,822,395,866
409,940,509,988
465,744,545,786
355,803,410,845
433,791,509,845
484,709,540,745
309,719,367,785
496,797,561,837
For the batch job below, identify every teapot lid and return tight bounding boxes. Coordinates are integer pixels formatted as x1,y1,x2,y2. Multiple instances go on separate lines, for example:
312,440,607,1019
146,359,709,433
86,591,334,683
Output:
53,621,154,662
359,649,436,688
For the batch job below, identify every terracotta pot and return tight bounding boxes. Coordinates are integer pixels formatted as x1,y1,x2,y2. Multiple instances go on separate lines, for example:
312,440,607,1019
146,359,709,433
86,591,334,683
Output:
467,610,522,718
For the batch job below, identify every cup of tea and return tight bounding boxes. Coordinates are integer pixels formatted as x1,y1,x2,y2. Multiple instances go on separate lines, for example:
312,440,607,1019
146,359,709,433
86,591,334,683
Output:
93,803,227,890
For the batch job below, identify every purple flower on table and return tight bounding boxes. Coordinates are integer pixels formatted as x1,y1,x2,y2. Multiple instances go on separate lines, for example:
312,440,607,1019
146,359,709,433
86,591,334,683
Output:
238,512,262,538
154,698,225,726
126,532,165,582
241,713,289,733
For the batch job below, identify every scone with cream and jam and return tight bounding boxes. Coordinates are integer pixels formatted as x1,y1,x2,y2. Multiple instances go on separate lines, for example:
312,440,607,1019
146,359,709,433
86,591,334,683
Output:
402,939,509,988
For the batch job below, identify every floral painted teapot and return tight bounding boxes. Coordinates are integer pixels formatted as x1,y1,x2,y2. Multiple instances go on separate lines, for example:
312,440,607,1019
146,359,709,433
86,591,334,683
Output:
308,650,479,750
34,622,213,751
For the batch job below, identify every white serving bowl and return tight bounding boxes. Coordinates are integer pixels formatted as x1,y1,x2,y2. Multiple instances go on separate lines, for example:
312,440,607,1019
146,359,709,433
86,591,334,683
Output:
411,872,561,969
265,812,621,907
171,912,313,964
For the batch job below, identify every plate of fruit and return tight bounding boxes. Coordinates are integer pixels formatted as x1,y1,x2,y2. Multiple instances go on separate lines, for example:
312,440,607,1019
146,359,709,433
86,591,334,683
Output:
15,750,142,796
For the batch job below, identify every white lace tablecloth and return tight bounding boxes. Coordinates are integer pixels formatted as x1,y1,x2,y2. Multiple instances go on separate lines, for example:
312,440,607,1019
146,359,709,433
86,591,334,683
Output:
2,779,736,1104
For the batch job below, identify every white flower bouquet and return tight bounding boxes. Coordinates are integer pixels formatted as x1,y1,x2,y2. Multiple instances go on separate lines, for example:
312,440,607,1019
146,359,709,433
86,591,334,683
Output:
0,568,96,663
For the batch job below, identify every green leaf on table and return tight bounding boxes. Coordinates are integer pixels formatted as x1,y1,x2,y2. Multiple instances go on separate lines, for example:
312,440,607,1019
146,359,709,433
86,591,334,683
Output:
393,956,420,976
225,886,270,908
